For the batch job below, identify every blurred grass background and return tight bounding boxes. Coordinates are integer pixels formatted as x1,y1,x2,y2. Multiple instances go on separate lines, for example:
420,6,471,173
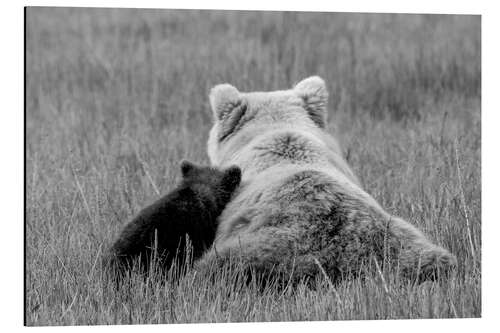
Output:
25,7,480,325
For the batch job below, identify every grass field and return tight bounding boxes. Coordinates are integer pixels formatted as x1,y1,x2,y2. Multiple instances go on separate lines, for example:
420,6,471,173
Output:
25,8,481,325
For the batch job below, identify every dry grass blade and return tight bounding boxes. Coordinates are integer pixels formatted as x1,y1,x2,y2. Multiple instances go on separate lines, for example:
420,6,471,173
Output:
454,139,477,266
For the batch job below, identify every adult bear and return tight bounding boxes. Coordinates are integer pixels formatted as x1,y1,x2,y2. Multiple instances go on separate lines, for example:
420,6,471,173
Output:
197,76,456,284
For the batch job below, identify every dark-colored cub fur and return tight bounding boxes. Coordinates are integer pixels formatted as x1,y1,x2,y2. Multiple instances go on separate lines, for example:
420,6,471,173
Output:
105,160,241,275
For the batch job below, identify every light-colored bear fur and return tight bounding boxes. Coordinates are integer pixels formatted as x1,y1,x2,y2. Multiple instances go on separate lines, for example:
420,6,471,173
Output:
199,76,457,282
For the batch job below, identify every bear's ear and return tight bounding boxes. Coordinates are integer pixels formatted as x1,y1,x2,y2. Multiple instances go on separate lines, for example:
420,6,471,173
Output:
221,165,242,192
294,76,328,128
180,160,197,178
209,83,248,141
209,84,241,121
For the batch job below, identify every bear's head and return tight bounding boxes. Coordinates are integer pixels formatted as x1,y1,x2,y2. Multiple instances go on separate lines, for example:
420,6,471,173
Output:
179,160,242,205
207,76,329,165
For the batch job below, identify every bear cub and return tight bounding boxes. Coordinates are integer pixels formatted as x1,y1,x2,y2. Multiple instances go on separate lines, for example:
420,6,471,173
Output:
105,160,241,276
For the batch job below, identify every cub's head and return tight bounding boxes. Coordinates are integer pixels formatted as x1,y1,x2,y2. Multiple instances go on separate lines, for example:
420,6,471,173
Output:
179,160,241,207
207,76,329,165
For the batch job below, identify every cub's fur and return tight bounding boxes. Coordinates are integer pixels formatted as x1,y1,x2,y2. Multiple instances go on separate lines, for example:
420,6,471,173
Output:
105,160,241,275
198,76,457,283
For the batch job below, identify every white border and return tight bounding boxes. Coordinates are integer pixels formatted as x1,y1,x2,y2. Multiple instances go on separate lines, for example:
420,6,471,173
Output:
16,0,486,14
3,0,498,332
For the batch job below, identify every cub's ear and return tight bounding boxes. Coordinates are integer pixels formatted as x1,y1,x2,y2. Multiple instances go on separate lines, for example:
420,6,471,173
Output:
294,76,328,128
209,84,241,120
221,165,242,192
180,160,197,178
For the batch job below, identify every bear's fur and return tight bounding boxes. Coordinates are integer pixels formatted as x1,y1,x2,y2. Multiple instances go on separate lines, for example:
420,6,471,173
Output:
105,160,241,275
198,76,457,283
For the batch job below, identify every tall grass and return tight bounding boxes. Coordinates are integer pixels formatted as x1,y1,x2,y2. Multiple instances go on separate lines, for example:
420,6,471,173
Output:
25,7,481,325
